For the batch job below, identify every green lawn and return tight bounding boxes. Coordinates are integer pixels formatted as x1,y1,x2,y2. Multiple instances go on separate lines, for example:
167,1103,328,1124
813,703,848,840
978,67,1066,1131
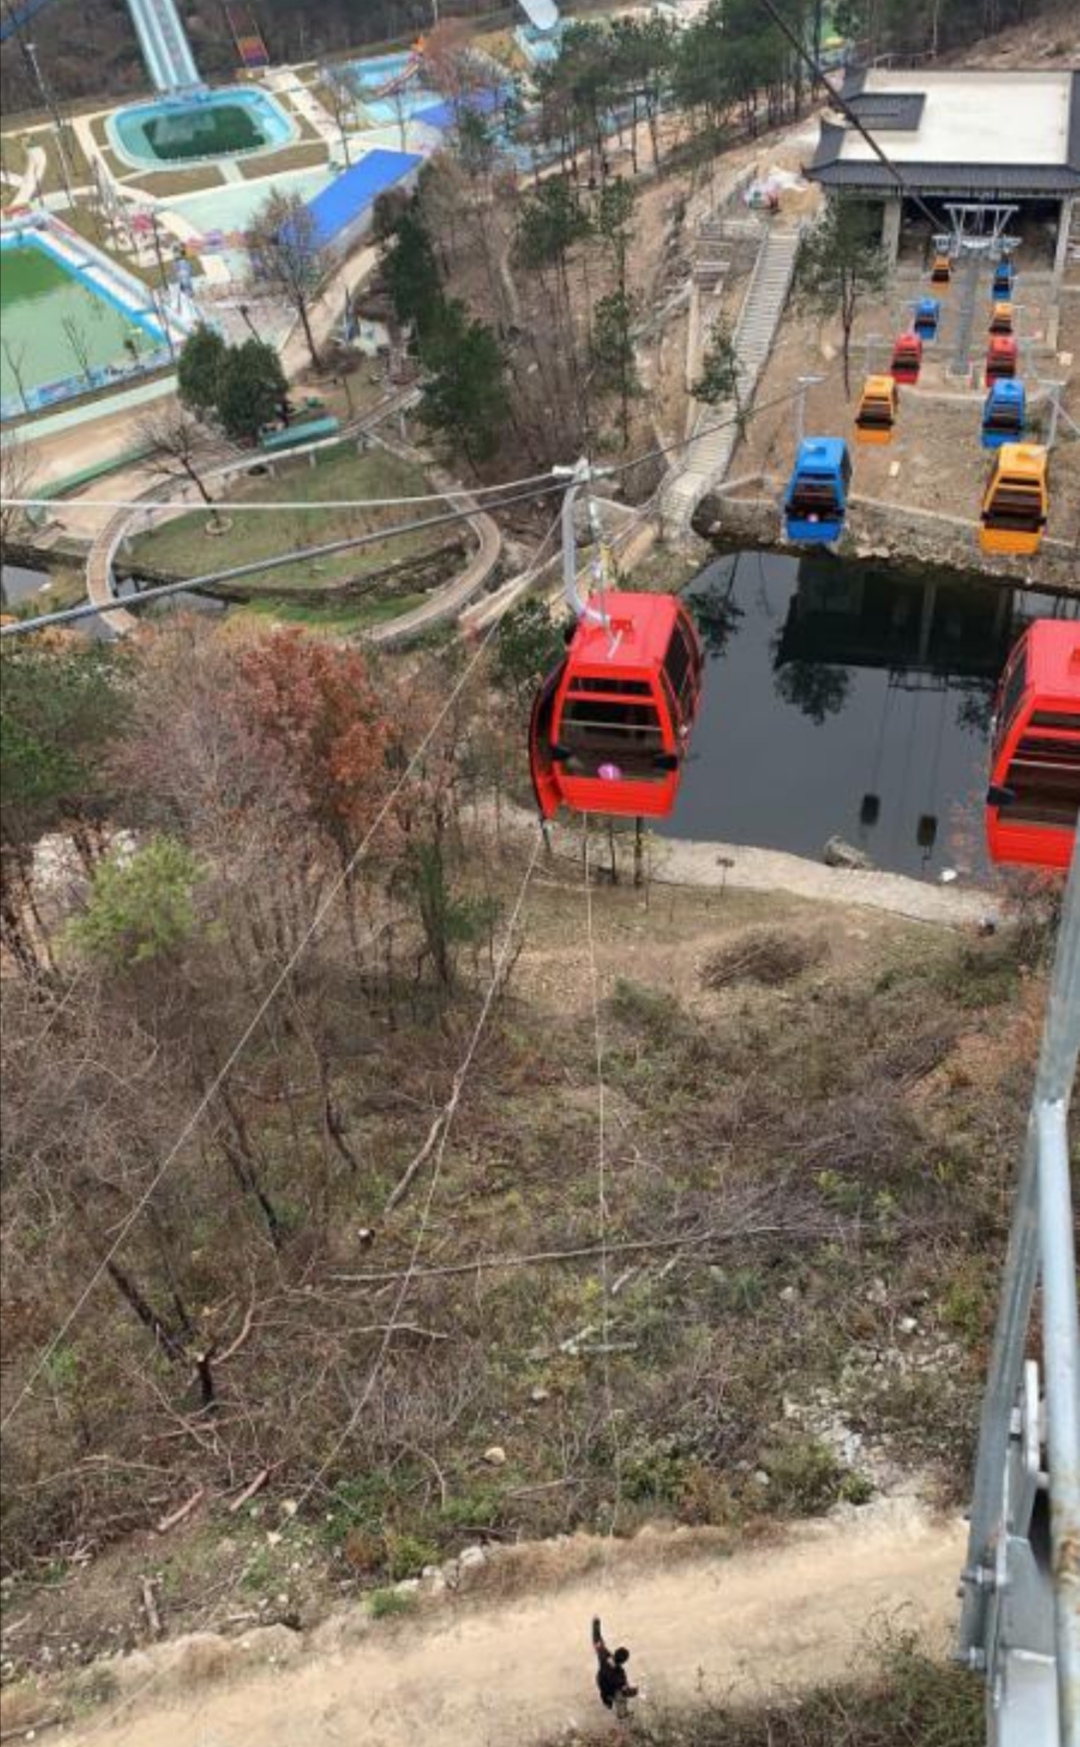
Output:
127,446,459,594
232,591,427,634
237,141,329,181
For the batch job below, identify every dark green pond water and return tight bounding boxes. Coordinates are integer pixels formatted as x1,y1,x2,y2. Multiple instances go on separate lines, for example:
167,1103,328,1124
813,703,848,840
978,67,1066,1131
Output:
662,551,1079,879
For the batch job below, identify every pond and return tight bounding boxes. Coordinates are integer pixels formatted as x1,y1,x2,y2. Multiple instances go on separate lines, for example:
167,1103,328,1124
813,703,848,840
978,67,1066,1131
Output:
662,550,1079,880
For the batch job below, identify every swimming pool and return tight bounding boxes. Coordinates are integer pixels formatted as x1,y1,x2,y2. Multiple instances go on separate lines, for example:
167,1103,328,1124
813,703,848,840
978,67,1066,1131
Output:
343,50,444,124
109,87,295,169
0,227,167,416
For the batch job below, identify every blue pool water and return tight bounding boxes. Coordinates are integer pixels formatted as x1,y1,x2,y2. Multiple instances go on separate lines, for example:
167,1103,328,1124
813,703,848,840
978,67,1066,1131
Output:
109,87,295,169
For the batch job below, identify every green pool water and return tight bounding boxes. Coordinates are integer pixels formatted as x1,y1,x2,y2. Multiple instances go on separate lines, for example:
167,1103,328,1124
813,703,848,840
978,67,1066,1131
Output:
143,104,265,162
0,242,155,400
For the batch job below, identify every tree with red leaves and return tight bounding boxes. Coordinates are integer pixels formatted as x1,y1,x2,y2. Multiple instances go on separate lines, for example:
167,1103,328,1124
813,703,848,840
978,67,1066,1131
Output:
233,631,391,872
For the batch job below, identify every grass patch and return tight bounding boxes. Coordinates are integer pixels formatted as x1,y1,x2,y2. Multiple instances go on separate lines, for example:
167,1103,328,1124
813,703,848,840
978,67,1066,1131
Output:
127,166,227,197
126,447,449,594
368,1587,415,1620
228,591,428,634
238,143,329,181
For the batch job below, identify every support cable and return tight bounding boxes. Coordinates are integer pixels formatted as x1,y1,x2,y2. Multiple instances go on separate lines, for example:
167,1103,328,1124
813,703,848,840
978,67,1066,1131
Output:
0,479,566,639
582,819,623,1563
748,0,944,235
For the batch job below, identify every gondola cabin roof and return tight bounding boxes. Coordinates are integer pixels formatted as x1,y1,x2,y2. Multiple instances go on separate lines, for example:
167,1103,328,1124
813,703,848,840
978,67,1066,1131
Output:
1020,618,1080,700
565,591,689,673
792,436,849,473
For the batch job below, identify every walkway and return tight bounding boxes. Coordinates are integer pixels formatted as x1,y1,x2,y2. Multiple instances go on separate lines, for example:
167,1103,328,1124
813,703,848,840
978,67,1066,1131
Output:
663,224,801,537
6,143,47,207
59,1501,964,1747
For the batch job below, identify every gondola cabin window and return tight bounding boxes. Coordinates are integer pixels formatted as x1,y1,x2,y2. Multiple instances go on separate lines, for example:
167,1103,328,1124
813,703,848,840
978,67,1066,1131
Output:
996,735,1080,829
559,692,666,781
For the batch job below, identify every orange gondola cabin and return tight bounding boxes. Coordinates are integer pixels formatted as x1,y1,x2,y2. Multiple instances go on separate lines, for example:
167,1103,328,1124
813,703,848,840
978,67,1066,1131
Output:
530,592,703,820
985,621,1080,871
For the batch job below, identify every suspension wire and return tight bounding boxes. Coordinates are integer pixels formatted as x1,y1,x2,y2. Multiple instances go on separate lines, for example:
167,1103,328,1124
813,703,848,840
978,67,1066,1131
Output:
1,362,849,644
0,479,566,640
82,827,546,1747
749,0,944,236
2,470,566,515
582,818,623,1562
0,505,569,1438
605,361,845,482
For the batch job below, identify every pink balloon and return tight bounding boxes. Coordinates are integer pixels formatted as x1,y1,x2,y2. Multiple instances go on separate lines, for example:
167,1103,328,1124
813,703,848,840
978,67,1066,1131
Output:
598,763,623,782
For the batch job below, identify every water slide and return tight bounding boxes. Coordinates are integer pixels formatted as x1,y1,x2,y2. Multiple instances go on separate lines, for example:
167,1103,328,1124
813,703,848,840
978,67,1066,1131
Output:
2,0,199,88
126,0,200,90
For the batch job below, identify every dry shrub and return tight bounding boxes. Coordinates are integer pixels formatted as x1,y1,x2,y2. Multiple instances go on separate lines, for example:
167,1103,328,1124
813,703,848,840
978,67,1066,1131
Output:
701,929,827,991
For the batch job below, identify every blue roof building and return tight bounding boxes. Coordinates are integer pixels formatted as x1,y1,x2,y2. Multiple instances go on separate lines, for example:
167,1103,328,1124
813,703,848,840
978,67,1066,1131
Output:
304,149,423,253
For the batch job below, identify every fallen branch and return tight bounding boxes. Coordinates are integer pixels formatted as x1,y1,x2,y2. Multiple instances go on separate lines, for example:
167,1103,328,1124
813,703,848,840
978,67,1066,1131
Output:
331,1224,793,1286
383,1111,446,1213
216,1301,256,1367
228,1467,273,1515
155,1487,205,1534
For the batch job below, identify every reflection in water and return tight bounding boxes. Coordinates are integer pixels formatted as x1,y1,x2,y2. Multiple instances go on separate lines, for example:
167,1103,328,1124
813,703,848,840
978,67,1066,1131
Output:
664,551,1079,879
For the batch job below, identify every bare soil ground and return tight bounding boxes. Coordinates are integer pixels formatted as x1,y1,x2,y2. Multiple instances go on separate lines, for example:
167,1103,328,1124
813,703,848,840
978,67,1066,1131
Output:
14,1501,965,1747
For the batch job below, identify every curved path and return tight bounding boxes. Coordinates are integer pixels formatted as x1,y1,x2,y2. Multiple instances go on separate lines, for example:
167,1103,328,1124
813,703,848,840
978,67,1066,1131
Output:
60,1501,963,1747
83,395,503,644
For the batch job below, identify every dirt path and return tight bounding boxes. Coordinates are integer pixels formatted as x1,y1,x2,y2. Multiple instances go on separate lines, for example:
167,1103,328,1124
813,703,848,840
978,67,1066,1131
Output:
64,1502,964,1746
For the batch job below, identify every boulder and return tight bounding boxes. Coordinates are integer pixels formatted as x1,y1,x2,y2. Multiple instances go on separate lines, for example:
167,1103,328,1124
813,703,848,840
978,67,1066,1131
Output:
824,836,873,871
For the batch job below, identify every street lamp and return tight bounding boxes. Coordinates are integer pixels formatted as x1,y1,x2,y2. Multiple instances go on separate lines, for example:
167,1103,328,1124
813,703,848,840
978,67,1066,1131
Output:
23,38,74,205
794,374,824,448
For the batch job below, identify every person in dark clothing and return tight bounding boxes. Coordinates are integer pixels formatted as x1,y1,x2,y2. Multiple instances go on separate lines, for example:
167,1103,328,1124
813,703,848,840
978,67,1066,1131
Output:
592,1616,638,1722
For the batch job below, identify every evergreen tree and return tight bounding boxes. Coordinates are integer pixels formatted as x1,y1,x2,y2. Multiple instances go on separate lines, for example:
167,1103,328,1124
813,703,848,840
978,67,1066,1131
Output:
418,303,509,466
177,323,226,416
796,199,888,396
215,340,288,443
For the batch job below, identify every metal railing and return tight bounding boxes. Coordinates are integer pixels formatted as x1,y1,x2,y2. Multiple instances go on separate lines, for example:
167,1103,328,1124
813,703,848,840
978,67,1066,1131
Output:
957,837,1080,1747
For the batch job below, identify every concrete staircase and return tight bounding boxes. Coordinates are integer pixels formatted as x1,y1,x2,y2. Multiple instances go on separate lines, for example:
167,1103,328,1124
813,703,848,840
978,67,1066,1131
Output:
663,225,800,536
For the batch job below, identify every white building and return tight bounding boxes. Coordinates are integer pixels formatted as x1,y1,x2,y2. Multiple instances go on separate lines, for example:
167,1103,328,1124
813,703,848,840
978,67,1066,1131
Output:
807,68,1080,282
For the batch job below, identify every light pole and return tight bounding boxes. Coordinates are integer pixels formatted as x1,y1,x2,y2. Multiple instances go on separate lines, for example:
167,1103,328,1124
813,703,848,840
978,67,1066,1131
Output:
23,38,74,208
794,374,823,448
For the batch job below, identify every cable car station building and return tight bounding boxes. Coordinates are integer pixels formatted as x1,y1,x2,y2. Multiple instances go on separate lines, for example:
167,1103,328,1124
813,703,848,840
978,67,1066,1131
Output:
806,69,1080,285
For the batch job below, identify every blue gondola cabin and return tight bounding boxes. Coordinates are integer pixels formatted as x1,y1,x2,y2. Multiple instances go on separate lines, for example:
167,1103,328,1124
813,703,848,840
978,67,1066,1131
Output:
992,260,1013,300
914,298,940,341
981,379,1025,450
529,592,704,821
783,438,851,545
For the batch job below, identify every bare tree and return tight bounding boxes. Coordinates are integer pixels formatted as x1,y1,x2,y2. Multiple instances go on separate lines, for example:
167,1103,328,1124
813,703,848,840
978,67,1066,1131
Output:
0,430,38,567
318,64,361,167
60,315,95,386
248,191,328,371
137,403,224,526
1,339,31,415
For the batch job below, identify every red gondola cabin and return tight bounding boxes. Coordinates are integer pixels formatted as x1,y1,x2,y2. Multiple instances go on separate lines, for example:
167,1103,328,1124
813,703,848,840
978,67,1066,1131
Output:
890,332,922,385
530,592,703,820
985,334,1018,386
985,620,1080,872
